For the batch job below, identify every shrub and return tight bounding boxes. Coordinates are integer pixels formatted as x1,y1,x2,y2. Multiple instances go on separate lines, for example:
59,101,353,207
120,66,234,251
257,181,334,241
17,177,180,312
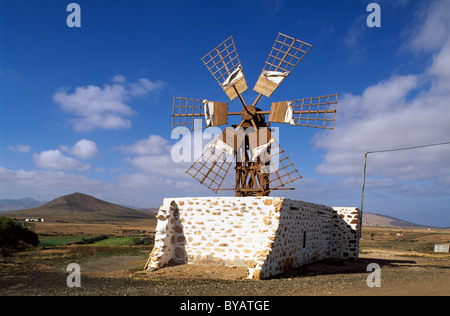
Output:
132,236,153,246
66,235,108,245
0,216,39,255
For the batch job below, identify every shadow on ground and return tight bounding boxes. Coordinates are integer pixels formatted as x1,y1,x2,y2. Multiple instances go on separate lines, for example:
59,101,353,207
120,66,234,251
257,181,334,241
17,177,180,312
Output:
271,257,418,279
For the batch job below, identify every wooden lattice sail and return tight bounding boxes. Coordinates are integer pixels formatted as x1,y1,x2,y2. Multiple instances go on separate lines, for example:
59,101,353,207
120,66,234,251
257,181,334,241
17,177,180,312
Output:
269,94,338,129
172,97,228,133
186,127,243,193
254,33,312,97
201,36,248,101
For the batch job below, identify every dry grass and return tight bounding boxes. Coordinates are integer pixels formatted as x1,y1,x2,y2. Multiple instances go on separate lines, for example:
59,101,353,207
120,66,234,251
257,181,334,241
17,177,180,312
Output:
32,221,450,256
32,219,156,237
360,226,450,255
2,223,450,296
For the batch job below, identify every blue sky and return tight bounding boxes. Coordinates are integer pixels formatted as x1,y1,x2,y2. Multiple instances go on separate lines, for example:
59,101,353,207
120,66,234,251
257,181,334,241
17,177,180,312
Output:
1,0,450,227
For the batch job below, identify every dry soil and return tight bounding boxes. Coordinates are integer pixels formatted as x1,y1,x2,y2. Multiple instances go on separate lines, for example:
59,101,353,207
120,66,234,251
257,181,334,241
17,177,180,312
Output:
1,248,449,296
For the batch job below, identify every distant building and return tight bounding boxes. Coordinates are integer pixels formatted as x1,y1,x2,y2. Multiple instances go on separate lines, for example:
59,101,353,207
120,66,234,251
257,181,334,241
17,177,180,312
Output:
25,217,44,222
434,244,450,253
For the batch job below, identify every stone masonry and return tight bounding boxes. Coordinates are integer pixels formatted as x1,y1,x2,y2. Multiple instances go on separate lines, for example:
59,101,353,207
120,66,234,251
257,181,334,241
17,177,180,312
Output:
144,197,361,279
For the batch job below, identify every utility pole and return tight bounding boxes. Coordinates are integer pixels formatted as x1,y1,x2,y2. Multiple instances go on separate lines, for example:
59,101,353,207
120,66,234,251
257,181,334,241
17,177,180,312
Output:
359,140,450,238
360,150,368,237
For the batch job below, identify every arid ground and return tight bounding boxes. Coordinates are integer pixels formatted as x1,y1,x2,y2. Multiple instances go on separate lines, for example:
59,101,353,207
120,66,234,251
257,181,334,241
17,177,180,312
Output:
1,221,449,296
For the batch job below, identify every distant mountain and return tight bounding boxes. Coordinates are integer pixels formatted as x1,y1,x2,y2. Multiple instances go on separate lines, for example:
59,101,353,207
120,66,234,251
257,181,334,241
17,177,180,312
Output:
140,207,159,215
0,198,47,211
362,212,428,228
1,194,429,227
1,192,154,222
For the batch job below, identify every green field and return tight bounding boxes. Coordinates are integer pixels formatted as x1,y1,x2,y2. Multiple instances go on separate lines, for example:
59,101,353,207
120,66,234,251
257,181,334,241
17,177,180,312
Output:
38,236,146,247
39,236,91,246
93,237,137,246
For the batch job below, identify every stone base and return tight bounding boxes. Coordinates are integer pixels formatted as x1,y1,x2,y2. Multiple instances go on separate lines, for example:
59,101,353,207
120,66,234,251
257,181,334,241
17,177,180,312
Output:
144,197,360,280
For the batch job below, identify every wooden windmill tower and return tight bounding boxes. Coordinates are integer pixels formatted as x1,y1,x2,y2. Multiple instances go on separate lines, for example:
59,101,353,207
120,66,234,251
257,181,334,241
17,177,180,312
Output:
172,33,338,197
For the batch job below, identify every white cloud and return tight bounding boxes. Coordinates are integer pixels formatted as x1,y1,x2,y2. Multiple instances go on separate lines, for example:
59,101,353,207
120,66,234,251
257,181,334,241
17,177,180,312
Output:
113,132,229,202
64,139,99,159
120,134,194,181
115,136,216,201
33,149,90,171
314,1,450,196
33,139,99,171
129,78,164,96
8,144,31,153
125,154,190,178
342,14,368,63
408,0,450,53
118,173,193,190
115,171,209,205
53,77,164,131
0,166,111,200
112,74,126,83
119,135,170,155
0,167,92,188
315,73,450,178
343,14,366,49
334,75,419,123
427,41,450,92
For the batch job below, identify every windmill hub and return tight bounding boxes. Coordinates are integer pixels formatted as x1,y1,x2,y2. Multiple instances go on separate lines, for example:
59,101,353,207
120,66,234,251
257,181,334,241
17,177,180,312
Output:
240,105,256,121
172,33,338,197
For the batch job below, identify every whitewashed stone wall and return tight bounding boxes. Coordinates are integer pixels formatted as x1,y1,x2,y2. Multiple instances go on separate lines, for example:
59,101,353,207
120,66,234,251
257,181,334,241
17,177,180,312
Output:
144,197,360,279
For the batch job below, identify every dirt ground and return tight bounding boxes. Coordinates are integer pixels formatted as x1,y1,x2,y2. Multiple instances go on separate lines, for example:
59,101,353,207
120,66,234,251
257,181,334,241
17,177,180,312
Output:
1,248,449,296
1,223,449,297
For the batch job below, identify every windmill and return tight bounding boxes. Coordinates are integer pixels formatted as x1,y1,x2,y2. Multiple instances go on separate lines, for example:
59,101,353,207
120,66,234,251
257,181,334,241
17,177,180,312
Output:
172,33,338,197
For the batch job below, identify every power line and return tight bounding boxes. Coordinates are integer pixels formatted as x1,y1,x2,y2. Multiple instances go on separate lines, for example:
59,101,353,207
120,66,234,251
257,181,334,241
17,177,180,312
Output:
360,140,450,236
366,141,450,154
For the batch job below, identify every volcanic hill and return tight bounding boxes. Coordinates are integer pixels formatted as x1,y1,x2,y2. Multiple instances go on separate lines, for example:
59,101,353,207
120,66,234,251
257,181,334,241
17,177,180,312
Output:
362,212,427,228
2,192,154,222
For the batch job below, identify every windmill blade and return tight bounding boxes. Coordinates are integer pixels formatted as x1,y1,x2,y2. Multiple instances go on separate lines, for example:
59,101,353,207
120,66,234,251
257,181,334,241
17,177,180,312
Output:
201,36,248,101
247,128,302,191
266,139,302,190
268,93,338,129
186,127,244,192
254,33,312,97
172,97,228,134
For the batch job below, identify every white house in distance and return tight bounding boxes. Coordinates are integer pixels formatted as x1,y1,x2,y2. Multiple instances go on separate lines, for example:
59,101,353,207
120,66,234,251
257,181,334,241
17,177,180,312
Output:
434,244,450,253
25,217,44,222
